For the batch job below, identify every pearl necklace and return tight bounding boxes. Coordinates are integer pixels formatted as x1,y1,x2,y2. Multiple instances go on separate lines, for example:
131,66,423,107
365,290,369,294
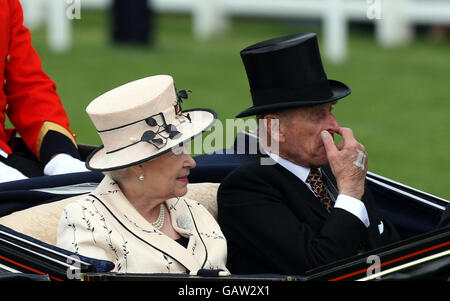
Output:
152,204,165,230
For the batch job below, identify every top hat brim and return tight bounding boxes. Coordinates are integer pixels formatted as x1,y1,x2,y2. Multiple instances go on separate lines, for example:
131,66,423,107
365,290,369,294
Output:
236,79,351,118
85,108,216,172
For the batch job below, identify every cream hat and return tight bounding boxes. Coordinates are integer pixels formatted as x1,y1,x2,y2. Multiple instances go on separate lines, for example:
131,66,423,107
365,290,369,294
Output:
85,75,216,171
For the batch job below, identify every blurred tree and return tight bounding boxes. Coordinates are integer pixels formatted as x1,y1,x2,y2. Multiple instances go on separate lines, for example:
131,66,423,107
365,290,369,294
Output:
428,25,449,42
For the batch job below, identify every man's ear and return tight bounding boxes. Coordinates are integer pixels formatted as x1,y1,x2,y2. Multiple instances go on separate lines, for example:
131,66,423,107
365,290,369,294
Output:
263,114,286,144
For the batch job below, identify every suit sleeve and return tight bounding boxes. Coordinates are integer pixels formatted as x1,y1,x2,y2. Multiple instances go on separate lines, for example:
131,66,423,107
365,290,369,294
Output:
323,165,401,246
217,166,369,275
361,183,401,246
4,0,78,160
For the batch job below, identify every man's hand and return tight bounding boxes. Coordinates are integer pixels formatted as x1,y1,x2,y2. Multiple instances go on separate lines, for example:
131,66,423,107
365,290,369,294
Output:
320,128,368,200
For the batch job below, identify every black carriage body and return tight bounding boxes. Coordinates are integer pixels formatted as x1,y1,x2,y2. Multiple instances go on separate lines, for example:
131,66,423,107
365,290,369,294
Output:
0,133,448,281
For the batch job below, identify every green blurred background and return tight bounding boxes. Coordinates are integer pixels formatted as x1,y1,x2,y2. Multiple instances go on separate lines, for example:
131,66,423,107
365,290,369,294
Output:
28,10,450,199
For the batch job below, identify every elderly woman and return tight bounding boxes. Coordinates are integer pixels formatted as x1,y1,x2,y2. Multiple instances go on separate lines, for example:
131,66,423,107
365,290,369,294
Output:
57,75,228,274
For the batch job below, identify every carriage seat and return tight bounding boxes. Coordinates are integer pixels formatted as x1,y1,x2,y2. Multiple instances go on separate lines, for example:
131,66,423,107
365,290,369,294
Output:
0,182,220,246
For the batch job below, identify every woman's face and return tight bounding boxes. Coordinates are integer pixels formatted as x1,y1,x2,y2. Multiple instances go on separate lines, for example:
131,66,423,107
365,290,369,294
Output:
139,145,196,200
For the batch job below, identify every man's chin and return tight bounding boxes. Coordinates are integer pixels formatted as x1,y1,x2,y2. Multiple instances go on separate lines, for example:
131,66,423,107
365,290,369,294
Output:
312,158,329,168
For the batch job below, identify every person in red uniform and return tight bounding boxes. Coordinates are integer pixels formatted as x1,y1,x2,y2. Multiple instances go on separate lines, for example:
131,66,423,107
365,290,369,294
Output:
0,0,87,182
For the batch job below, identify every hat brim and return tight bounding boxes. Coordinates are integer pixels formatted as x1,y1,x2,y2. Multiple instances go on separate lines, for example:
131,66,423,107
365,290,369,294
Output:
236,80,351,118
85,108,217,171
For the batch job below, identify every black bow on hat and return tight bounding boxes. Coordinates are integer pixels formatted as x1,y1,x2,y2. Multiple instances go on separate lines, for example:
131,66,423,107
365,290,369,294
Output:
236,33,351,118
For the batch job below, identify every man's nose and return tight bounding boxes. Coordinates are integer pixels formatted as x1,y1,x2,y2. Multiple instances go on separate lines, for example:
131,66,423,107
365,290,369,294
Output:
325,112,340,134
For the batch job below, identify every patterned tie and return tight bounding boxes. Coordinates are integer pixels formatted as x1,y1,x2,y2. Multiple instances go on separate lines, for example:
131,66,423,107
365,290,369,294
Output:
306,168,334,212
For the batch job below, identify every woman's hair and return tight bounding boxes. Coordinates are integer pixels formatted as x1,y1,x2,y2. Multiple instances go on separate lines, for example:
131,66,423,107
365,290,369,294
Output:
103,167,129,182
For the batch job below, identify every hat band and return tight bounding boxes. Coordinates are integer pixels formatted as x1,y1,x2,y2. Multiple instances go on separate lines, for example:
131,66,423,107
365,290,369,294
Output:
98,105,191,154
250,79,333,107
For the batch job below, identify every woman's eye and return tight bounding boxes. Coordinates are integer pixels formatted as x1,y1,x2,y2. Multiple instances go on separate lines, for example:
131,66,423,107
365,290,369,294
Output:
172,144,188,156
172,147,183,156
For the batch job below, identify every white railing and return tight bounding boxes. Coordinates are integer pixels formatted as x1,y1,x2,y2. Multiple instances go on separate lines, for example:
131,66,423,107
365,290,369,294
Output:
19,0,450,63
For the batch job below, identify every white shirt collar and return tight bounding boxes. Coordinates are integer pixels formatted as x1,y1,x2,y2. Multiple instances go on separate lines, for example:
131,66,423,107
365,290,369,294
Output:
266,151,311,183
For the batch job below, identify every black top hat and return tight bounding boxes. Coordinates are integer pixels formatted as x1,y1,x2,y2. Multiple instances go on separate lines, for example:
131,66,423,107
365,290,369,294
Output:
236,33,351,118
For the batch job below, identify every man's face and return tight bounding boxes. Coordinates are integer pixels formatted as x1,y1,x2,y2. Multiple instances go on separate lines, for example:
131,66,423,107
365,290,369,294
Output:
278,102,340,168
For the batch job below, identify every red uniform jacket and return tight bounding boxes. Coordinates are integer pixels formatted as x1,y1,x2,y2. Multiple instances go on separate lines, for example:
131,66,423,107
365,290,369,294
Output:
0,0,76,160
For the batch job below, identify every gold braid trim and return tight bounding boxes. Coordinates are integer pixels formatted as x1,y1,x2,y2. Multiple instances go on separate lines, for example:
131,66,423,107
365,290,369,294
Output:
36,121,77,159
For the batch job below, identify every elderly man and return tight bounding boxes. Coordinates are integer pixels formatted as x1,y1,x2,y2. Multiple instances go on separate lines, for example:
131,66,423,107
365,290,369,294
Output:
217,33,400,275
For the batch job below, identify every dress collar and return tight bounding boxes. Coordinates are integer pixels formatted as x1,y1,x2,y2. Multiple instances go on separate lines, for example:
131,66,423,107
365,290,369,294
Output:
91,176,206,272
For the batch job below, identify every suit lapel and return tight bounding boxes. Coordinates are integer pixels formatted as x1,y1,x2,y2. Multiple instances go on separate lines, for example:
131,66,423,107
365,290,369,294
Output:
91,177,206,272
321,165,339,199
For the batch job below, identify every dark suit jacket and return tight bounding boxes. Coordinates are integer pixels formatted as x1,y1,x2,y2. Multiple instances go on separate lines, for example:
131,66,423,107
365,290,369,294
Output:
217,155,400,275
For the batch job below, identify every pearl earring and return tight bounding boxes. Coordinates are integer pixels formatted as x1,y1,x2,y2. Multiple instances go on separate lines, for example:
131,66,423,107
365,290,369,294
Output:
138,175,144,181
